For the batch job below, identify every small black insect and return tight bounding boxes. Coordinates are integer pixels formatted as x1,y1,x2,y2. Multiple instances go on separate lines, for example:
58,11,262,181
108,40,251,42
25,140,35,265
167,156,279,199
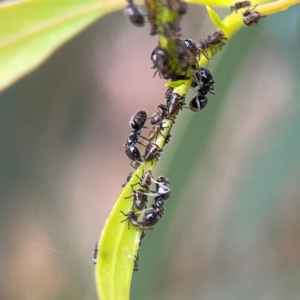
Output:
176,39,198,70
126,188,148,210
125,145,142,168
139,230,146,246
230,1,251,13
189,93,208,112
197,30,227,54
243,8,262,26
124,1,145,27
125,110,149,167
155,176,172,201
133,254,139,271
192,67,215,91
121,209,161,229
122,171,133,187
93,242,98,265
151,46,173,79
129,110,147,130
183,39,198,57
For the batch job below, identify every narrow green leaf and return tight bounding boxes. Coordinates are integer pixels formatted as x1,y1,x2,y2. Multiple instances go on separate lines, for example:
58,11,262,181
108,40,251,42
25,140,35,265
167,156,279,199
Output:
206,5,228,32
0,0,123,91
95,168,144,300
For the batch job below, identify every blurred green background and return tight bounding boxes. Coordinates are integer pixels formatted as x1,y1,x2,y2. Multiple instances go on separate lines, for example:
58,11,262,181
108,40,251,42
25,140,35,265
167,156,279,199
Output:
1,2,300,300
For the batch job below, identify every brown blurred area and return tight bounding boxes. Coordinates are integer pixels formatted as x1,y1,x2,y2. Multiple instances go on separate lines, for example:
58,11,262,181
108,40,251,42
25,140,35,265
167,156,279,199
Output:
1,3,300,300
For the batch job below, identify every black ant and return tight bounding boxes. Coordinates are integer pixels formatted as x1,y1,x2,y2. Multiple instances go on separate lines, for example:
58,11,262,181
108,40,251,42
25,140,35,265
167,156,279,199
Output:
121,209,161,229
121,176,172,229
176,39,198,70
230,1,251,13
183,38,209,62
151,46,173,79
155,176,172,201
93,242,98,265
125,110,148,168
127,170,170,209
122,171,133,188
197,30,227,55
125,188,149,210
124,0,145,27
189,67,214,112
243,7,263,26
189,93,208,112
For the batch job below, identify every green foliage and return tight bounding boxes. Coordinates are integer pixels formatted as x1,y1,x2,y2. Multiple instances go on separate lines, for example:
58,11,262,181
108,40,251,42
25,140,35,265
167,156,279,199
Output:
0,0,123,91
95,167,143,300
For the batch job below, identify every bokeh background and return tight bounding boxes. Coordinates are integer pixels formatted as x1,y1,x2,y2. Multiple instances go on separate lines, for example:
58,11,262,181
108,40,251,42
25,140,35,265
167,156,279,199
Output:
1,2,300,300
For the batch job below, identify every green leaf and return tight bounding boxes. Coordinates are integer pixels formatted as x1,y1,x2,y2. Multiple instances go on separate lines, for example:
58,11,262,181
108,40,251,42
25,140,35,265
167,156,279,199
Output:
95,168,143,300
0,0,123,92
206,5,228,32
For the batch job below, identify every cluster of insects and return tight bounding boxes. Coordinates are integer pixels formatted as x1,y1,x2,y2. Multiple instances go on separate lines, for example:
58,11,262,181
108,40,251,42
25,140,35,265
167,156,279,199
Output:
231,1,263,26
93,0,265,270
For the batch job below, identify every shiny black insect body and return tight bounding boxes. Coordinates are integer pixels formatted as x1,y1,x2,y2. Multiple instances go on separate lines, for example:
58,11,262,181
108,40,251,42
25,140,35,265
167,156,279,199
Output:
144,142,162,161
230,1,251,12
126,189,148,210
183,38,210,63
192,67,215,91
151,46,173,79
93,242,98,265
125,110,149,167
155,176,172,201
124,1,145,27
176,40,198,70
130,110,147,130
121,209,161,229
189,93,208,112
184,39,199,57
243,9,262,26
